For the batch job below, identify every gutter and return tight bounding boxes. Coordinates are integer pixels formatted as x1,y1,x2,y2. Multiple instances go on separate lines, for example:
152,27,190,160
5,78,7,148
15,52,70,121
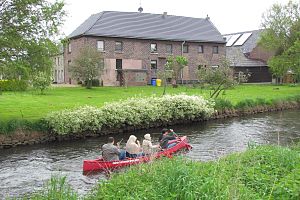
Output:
180,41,186,84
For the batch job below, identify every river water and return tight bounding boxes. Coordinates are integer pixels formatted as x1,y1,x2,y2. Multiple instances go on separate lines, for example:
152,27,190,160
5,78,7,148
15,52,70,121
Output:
0,110,299,199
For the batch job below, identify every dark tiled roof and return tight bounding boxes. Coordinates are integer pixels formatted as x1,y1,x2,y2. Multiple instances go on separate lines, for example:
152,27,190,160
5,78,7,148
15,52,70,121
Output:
223,30,267,67
69,11,225,43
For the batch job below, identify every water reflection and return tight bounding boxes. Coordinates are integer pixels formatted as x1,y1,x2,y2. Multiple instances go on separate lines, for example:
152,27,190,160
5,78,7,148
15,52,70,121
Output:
0,110,299,198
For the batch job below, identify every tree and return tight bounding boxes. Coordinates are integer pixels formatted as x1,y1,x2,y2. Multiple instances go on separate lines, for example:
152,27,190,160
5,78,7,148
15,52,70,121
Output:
165,56,188,88
259,1,300,83
197,58,236,98
32,71,52,94
0,0,65,80
69,46,104,89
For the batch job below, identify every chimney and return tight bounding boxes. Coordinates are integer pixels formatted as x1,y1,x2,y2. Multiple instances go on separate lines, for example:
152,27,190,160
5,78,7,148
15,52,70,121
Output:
206,14,210,20
138,6,143,13
162,12,167,18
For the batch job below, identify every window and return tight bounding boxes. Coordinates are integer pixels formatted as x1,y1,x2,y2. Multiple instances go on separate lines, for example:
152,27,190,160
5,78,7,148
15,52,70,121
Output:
97,40,104,51
183,44,188,53
166,44,172,54
198,45,204,53
151,43,157,53
115,41,123,51
151,60,157,69
116,59,122,69
213,46,219,54
68,43,71,53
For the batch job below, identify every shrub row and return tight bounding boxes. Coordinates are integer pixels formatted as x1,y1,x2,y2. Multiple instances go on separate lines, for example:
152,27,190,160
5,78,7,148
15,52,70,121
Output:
44,94,215,135
0,79,28,91
214,94,300,110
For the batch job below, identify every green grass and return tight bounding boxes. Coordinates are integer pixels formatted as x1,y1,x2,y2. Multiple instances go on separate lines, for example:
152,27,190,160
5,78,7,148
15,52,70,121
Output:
20,144,300,199
0,84,299,121
86,144,300,200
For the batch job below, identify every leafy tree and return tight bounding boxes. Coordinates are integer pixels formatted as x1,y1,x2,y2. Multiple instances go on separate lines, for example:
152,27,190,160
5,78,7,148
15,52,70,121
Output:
165,56,188,88
32,71,52,94
197,58,236,98
259,1,300,83
69,46,104,89
0,0,65,80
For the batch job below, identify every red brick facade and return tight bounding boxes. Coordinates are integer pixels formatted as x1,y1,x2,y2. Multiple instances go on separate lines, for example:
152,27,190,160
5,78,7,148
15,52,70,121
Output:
64,36,226,86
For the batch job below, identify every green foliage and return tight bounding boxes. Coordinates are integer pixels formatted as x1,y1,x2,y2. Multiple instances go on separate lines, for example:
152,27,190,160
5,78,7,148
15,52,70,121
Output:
165,56,188,87
260,1,300,81
0,119,46,135
0,85,299,121
23,176,78,200
214,98,234,110
69,46,104,89
197,58,236,98
235,99,257,109
32,71,52,94
0,79,28,91
83,79,100,87
44,94,214,135
85,145,300,200
0,0,65,80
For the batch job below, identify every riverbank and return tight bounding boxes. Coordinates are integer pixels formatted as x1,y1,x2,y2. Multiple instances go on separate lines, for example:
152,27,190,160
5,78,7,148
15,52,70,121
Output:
24,144,300,199
0,95,299,149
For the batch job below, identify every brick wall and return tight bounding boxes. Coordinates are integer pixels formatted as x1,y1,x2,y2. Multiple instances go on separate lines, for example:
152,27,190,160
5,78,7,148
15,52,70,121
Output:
64,36,226,85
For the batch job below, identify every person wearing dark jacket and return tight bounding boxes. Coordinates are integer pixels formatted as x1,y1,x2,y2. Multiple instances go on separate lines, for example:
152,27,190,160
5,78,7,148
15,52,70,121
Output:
159,128,177,149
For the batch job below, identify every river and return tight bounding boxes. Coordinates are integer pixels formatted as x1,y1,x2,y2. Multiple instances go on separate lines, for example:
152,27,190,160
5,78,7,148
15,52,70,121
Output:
0,110,299,199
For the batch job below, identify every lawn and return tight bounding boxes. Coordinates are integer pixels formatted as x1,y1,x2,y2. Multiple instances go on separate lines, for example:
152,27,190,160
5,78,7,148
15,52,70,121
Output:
0,84,299,121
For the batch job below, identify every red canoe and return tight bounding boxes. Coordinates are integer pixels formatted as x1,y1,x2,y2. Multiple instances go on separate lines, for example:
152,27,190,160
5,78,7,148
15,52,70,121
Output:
83,136,192,172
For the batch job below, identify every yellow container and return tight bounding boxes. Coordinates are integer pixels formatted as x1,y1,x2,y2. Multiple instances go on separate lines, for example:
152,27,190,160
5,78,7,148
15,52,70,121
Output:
156,79,162,86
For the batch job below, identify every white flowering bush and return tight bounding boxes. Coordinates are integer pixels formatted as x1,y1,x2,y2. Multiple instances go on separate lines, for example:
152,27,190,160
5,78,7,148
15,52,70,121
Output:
44,94,215,135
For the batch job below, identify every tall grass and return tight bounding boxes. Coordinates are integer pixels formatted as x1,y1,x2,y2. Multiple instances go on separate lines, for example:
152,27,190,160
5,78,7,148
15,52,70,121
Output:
21,176,78,200
16,145,300,199
85,144,300,200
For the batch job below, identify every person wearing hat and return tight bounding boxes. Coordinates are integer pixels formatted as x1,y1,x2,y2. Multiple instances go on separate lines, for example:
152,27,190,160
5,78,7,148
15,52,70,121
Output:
142,134,159,155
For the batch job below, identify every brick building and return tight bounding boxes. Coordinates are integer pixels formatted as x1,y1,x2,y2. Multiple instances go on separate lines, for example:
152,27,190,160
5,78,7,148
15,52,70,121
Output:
223,30,274,83
65,11,226,86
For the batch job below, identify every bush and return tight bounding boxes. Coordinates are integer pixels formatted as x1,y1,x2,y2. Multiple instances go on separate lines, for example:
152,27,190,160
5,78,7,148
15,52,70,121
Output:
0,119,46,135
83,79,100,87
235,99,257,109
44,94,215,135
0,79,28,91
214,98,234,110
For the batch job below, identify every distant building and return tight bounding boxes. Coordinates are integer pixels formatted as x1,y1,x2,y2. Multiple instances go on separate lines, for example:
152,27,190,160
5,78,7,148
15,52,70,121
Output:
223,30,274,83
53,46,64,84
65,11,226,86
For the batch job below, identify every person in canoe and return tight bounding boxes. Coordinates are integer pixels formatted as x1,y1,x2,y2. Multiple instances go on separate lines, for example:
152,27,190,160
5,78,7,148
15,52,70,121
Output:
102,137,126,161
142,134,160,155
126,135,144,158
159,128,178,149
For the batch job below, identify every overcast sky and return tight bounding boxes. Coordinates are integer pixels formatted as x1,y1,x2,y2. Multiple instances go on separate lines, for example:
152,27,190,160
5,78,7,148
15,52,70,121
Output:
60,0,293,37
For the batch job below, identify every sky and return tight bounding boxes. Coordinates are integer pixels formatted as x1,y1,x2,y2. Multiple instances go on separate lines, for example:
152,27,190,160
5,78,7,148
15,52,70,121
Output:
59,0,293,37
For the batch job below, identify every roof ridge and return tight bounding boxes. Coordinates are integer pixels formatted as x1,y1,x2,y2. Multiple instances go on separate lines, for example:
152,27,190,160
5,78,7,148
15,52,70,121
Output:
223,29,263,36
84,12,105,35
92,10,207,20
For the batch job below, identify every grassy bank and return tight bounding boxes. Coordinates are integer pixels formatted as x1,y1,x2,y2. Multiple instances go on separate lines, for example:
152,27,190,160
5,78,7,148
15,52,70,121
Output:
22,144,300,200
1,84,299,121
